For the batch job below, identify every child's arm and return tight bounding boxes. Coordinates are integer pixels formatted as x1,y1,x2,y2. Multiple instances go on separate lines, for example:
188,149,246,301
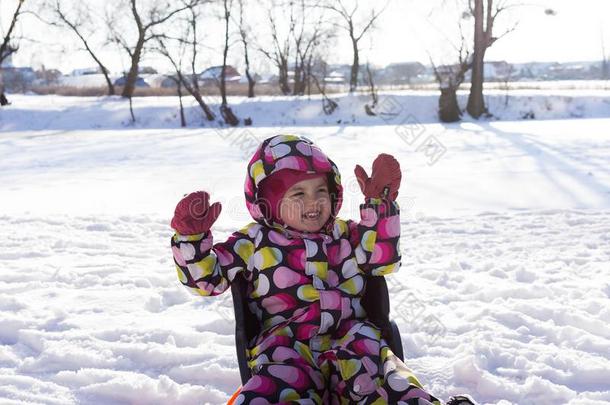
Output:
171,227,254,296
170,191,254,296
348,154,402,276
348,198,401,276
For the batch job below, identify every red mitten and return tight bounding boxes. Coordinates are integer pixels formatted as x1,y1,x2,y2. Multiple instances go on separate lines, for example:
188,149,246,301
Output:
354,154,402,200
171,191,222,235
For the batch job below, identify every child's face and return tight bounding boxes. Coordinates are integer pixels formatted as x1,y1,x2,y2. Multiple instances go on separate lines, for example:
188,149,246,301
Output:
279,176,332,232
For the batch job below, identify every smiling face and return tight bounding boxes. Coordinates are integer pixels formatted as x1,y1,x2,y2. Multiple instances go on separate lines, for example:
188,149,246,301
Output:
279,176,332,232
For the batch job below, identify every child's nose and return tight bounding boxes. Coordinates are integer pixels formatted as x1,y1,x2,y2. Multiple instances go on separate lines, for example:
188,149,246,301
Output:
304,196,324,210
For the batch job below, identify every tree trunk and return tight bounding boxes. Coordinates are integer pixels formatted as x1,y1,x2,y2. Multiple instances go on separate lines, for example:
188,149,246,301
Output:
177,80,186,127
247,74,255,97
190,87,216,121
0,0,23,67
177,70,215,121
467,0,487,118
349,38,359,93
122,36,145,98
220,0,230,106
293,55,307,96
243,44,255,97
87,51,114,96
220,62,227,106
439,87,461,122
220,0,238,126
292,52,300,95
279,58,291,95
293,68,302,95
102,69,115,96
364,64,378,115
165,49,215,122
306,55,313,97
128,96,136,123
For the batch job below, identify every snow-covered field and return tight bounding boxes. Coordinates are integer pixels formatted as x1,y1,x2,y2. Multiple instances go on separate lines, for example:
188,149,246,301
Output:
1,94,609,404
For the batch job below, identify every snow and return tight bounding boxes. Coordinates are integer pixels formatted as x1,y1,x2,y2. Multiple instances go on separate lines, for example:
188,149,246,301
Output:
1,92,610,404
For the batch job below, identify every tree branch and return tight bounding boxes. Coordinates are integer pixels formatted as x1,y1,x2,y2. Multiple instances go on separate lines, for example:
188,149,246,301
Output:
0,0,25,64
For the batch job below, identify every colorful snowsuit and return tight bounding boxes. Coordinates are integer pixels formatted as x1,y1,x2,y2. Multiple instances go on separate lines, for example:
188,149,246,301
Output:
171,135,441,404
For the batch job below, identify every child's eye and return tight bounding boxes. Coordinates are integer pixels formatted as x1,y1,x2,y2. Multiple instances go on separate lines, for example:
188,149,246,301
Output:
291,192,304,197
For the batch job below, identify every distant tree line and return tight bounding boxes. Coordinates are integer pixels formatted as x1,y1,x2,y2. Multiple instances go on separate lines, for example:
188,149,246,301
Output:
0,0,573,124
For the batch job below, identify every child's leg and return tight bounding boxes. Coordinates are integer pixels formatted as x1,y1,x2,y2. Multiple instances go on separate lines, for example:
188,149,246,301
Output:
239,331,330,404
236,362,326,404
330,321,441,404
373,348,442,405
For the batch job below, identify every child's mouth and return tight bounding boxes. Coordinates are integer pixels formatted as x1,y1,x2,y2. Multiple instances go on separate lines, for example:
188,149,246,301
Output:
302,211,321,221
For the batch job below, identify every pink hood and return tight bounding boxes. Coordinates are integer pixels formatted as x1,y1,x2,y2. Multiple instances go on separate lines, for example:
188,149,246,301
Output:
244,135,343,231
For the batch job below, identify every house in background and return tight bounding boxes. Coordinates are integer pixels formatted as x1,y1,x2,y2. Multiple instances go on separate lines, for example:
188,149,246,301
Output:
512,62,558,80
146,74,179,88
378,62,426,85
33,67,62,86
113,76,150,88
199,66,241,85
324,70,347,85
70,67,103,76
0,66,36,92
325,64,351,85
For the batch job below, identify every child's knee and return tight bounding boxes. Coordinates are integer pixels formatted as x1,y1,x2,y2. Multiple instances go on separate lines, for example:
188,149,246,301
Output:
239,363,324,404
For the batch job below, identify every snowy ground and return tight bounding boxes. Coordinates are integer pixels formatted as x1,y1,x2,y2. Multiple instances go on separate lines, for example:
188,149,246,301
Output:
1,94,609,404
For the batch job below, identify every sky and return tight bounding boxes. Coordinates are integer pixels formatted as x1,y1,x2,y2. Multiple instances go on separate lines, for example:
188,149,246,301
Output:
2,0,610,74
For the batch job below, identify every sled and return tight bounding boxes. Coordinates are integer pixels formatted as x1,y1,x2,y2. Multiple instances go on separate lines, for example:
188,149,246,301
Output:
229,273,405,390
227,387,241,405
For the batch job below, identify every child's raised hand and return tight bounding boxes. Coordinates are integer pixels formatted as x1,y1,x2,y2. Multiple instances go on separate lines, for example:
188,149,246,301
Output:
171,191,222,235
354,154,402,200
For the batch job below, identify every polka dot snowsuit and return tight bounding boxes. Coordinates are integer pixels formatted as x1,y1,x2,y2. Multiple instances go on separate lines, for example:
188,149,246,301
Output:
171,135,441,404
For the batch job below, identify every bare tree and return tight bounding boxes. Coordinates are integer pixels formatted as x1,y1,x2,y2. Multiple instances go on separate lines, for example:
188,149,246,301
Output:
219,0,239,125
258,0,330,96
235,0,255,97
310,65,337,115
1,0,26,105
363,63,377,116
258,0,292,95
322,0,387,93
291,0,328,96
423,1,469,122
156,47,216,123
107,0,196,98
154,35,188,126
44,0,115,95
465,0,517,118
428,13,473,123
155,0,215,122
430,49,471,122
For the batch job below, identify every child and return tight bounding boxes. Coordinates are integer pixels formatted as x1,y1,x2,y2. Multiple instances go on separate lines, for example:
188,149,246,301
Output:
171,135,473,405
